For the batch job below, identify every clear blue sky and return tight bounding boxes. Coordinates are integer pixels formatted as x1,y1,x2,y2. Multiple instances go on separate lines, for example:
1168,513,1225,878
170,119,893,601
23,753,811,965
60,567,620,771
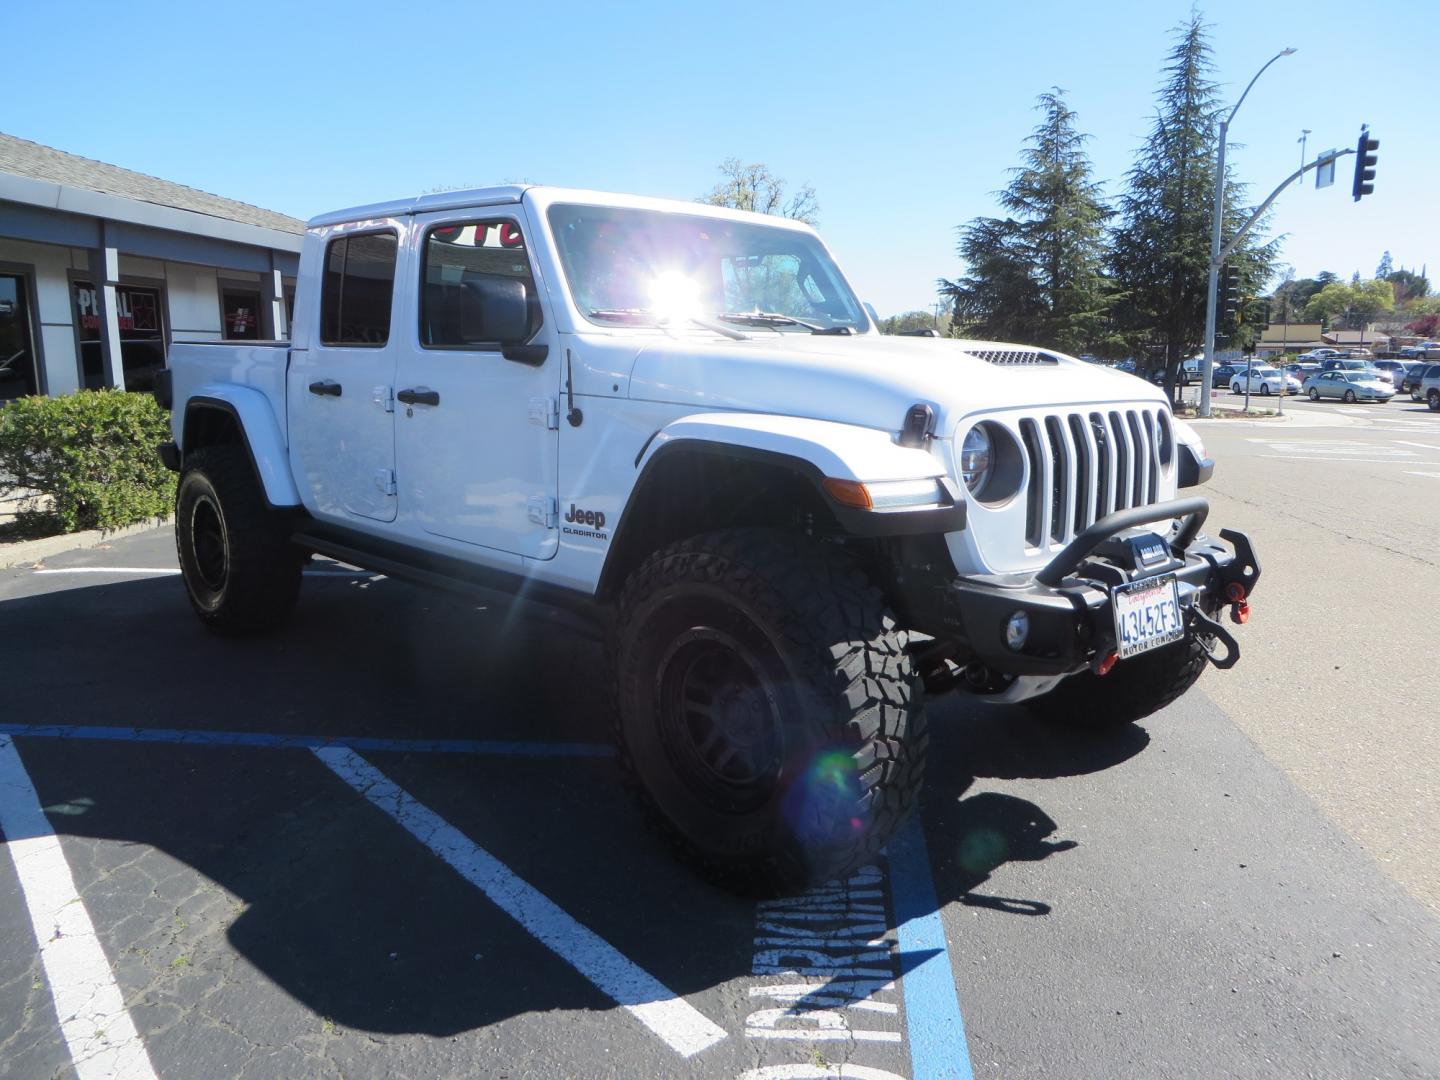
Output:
8,0,1435,316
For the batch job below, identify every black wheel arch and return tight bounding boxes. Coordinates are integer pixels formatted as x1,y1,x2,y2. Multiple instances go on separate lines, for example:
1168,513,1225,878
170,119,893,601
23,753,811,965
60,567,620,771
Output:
594,440,964,604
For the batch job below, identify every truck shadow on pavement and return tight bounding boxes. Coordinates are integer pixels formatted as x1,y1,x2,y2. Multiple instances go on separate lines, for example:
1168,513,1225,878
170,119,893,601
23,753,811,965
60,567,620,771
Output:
3,571,1147,1041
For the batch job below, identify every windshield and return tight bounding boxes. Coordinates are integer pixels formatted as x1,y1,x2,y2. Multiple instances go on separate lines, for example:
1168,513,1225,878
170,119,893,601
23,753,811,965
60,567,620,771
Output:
1344,372,1378,382
547,203,868,333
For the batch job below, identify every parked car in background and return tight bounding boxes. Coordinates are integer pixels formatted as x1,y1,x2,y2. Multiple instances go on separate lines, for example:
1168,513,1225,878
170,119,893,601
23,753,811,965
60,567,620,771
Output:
1318,358,1377,375
1285,362,1320,385
1296,348,1339,362
1372,359,1405,385
1421,342,1440,359
1212,363,1244,388
1412,362,1440,409
1399,362,1432,393
1231,365,1301,396
1303,370,1395,403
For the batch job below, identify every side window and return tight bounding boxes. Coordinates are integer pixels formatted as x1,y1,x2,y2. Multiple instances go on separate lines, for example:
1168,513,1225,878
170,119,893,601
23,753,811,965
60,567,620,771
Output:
319,231,398,346
420,219,542,348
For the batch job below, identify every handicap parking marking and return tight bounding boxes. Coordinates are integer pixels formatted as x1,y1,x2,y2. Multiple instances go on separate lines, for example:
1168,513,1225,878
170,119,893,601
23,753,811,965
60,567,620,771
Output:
0,736,160,1080
315,746,728,1058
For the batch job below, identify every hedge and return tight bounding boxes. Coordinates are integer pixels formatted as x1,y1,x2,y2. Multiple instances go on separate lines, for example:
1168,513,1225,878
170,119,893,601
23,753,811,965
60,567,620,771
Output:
0,390,175,535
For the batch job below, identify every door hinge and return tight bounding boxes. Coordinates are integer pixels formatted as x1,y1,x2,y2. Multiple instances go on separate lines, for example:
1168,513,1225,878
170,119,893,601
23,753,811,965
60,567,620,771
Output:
527,494,558,528
375,468,397,496
373,385,395,413
528,396,560,430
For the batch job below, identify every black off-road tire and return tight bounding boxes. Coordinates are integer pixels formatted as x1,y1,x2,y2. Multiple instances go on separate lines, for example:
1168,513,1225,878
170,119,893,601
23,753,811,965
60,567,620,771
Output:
614,529,926,895
1024,636,1208,731
175,446,302,635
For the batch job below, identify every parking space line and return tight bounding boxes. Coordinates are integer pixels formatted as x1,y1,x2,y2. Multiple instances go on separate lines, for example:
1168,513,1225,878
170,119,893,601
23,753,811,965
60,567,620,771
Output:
314,746,727,1059
888,813,975,1080
31,567,372,578
0,736,160,1080
0,723,613,759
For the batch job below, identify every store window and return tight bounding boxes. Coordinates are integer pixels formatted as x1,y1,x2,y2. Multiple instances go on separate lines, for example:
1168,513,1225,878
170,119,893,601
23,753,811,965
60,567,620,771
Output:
0,273,39,401
222,288,262,340
73,280,166,392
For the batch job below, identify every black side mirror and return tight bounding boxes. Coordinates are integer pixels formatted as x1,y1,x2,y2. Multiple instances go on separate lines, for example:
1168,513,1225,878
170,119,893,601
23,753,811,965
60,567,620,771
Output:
456,277,547,366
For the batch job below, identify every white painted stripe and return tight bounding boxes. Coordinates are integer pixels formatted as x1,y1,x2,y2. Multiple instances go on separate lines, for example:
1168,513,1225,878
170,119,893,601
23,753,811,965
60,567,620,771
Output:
1405,471,1440,478
0,736,159,1080
314,747,725,1058
31,567,371,578
1394,440,1440,450
33,567,180,575
1260,455,1440,465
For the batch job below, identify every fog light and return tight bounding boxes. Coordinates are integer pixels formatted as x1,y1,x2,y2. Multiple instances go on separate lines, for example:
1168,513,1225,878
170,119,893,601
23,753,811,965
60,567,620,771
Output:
1004,611,1030,651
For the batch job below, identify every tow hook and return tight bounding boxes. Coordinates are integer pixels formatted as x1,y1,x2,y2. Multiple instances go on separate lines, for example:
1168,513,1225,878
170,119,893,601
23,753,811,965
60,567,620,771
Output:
1191,608,1240,670
1224,581,1250,625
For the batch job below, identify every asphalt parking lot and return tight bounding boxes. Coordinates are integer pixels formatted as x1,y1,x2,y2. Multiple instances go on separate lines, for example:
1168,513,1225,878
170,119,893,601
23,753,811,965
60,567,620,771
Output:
2,492,1439,1078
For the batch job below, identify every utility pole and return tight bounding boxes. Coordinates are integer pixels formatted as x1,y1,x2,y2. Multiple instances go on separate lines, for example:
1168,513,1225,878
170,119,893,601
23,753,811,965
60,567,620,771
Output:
1201,47,1298,417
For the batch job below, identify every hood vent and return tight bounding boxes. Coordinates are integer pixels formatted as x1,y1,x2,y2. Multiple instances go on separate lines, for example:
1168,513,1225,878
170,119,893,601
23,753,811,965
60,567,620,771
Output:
966,349,1060,366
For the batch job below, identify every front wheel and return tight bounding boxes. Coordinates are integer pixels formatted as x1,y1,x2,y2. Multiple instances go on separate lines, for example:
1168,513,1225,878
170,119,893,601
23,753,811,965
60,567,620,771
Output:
1308,388,1320,401
1025,637,1208,731
175,447,302,635
1344,389,1357,403
614,529,926,894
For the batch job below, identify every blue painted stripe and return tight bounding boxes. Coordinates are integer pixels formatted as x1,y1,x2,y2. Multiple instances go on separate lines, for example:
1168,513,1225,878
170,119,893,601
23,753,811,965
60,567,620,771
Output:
0,723,613,759
889,809,975,1080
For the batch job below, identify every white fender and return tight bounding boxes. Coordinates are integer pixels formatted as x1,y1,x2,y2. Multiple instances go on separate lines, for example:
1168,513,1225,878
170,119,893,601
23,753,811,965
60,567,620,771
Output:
184,383,302,506
640,412,946,483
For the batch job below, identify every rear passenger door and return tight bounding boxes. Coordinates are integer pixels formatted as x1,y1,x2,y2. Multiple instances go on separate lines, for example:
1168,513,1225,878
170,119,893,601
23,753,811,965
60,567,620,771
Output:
288,226,403,524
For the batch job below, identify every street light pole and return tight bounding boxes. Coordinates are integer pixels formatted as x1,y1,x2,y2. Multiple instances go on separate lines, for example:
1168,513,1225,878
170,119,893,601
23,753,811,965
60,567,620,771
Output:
1200,47,1297,417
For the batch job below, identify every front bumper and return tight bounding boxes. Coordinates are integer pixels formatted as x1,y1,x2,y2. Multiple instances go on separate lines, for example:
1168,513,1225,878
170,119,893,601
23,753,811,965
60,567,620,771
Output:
938,497,1259,678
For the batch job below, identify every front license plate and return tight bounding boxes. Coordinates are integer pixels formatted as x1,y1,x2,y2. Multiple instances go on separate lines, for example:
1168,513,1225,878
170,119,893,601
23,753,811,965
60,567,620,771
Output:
1111,574,1184,660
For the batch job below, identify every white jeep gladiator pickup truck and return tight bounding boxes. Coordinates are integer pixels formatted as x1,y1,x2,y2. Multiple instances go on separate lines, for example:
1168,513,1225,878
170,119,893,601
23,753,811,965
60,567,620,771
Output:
156,185,1258,893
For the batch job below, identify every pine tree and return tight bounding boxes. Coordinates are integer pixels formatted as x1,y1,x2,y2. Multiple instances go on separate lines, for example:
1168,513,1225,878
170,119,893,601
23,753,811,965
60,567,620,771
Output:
1108,13,1277,396
1376,251,1394,279
939,90,1112,354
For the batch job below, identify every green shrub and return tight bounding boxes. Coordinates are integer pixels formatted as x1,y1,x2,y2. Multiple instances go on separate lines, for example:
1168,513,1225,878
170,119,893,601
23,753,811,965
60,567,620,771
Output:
0,390,175,535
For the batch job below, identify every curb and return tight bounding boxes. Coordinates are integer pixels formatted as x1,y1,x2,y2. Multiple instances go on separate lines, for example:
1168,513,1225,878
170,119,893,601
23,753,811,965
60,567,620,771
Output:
0,518,172,570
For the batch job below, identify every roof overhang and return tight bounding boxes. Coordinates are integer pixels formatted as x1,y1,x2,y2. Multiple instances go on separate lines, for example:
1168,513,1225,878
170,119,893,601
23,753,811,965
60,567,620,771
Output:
0,170,303,253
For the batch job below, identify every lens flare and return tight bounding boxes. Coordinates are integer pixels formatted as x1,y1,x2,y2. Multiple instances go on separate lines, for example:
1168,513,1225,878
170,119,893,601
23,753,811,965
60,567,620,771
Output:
781,749,869,852
648,270,702,322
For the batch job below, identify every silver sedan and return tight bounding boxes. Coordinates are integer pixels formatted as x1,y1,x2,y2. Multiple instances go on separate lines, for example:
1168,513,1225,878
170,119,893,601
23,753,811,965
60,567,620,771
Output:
1302,370,1395,403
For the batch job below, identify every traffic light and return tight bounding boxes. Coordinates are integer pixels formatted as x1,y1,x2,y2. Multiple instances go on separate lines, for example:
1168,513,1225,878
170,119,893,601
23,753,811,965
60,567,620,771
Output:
1219,265,1240,321
1352,126,1378,201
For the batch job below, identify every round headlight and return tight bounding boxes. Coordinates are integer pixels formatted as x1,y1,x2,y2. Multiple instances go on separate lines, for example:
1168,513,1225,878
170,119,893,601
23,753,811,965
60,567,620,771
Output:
960,425,993,493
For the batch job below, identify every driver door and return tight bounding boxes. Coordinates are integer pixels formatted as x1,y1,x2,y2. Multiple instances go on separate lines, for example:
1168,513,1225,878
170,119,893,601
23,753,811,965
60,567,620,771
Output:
393,211,559,559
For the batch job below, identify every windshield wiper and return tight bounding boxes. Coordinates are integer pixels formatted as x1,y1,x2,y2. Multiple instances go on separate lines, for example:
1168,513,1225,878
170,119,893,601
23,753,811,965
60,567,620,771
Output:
588,307,748,341
716,311,852,336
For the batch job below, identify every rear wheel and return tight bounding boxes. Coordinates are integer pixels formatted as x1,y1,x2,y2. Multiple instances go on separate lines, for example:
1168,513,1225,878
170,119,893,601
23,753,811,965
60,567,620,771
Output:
175,447,302,635
614,529,926,894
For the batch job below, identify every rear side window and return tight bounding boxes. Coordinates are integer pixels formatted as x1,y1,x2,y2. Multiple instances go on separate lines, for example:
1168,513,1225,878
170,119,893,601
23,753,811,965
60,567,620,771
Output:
320,231,398,346
420,219,542,348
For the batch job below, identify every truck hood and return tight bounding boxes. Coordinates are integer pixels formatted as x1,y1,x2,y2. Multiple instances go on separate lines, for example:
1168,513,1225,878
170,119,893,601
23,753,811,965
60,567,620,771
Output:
610,332,1166,436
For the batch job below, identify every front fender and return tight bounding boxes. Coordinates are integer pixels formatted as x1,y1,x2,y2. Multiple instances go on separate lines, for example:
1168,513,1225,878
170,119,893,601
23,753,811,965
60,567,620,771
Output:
639,412,947,483
183,385,301,507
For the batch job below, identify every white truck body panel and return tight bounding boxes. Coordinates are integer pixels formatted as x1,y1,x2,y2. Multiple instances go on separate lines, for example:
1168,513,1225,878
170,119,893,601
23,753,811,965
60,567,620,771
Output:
168,184,1192,593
